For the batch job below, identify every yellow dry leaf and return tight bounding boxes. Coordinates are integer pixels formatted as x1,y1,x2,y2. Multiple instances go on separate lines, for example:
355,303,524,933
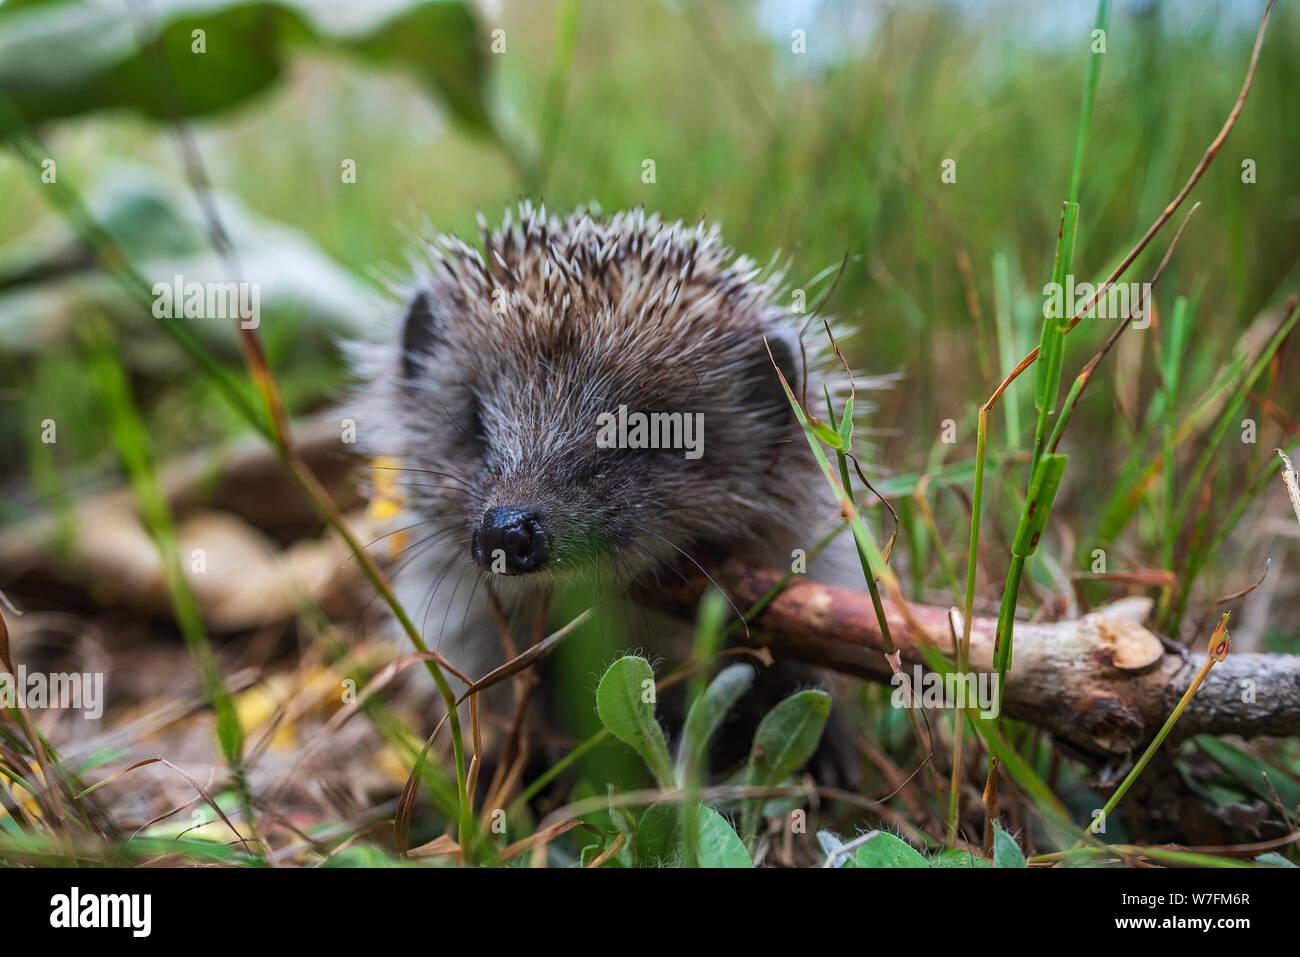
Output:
367,456,408,556
234,677,298,752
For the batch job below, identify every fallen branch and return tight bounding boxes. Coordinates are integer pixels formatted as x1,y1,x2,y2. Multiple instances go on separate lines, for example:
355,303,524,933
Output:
644,559,1300,758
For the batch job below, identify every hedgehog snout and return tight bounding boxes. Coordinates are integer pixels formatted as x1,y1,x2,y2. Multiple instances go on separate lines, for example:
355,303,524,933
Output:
471,506,550,575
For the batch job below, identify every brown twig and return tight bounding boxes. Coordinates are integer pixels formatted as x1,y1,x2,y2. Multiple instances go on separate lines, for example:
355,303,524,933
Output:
643,559,1300,757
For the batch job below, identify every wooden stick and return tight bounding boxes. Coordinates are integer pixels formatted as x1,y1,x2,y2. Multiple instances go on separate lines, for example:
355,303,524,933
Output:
643,559,1300,758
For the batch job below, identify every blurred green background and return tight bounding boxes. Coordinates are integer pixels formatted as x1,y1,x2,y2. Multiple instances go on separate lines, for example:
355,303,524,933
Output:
1,0,1298,628
0,0,1298,863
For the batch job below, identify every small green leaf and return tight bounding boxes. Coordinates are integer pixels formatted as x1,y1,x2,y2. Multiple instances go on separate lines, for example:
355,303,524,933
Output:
850,832,929,868
675,664,754,782
1011,452,1068,556
746,689,831,786
635,803,681,867
695,806,752,868
809,416,844,450
838,392,855,449
322,845,405,868
932,848,992,868
596,656,674,788
634,804,751,868
741,689,831,838
992,824,1027,868
1035,201,1079,415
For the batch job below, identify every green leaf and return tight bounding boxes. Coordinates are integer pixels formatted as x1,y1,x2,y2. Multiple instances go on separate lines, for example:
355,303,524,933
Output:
1034,201,1079,415
323,845,405,868
992,824,1027,868
746,689,831,787
0,166,378,386
838,392,855,449
931,848,992,868
1194,735,1300,810
1011,452,1068,556
634,803,678,866
850,832,929,868
809,416,844,450
695,806,752,868
634,804,751,868
740,689,830,838
595,656,674,788
675,663,754,782
0,0,495,139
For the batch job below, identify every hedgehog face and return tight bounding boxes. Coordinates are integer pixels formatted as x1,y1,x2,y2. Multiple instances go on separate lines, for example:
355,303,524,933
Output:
354,207,823,594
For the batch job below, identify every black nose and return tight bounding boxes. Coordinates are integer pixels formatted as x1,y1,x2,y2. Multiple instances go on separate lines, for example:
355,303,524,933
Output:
471,508,550,574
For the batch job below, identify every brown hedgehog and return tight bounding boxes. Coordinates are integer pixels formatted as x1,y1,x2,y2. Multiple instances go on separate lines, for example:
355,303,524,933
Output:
348,203,869,680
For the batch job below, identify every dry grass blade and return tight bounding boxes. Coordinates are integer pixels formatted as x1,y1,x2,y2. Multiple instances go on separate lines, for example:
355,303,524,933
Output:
0,598,68,832
406,834,461,860
585,831,626,868
455,606,596,704
981,756,1000,855
1275,449,1300,527
270,648,470,813
77,756,255,852
500,817,583,866
395,712,451,856
1212,559,1271,609
1073,570,1178,589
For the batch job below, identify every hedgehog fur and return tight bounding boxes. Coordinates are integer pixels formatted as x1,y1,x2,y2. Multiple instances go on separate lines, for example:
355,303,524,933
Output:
346,202,874,677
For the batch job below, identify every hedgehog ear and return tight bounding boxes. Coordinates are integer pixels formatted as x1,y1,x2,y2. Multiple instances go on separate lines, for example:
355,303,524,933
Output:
400,290,440,379
745,335,799,431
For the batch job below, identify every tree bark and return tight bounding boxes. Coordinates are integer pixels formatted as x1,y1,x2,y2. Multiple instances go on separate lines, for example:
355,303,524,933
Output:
644,559,1300,758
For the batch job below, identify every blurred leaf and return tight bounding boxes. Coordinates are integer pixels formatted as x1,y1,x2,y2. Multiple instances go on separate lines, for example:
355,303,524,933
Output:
817,829,847,867
322,845,406,868
1254,852,1297,868
759,780,805,819
1011,451,1068,557
740,689,830,838
674,663,754,783
1194,735,1300,810
808,415,843,450
837,392,854,449
992,823,1027,868
0,0,494,138
695,806,751,868
850,832,929,868
85,326,244,767
595,655,674,788
745,689,830,788
0,165,372,373
931,848,991,868
634,802,677,867
634,803,750,868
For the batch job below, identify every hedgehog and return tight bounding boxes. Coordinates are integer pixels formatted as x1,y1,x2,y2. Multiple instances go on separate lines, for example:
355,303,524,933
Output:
347,203,865,684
